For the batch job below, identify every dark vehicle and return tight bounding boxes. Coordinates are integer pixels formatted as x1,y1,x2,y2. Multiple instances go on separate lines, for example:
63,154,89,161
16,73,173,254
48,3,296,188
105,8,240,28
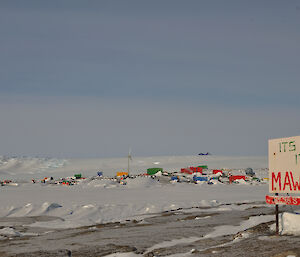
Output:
198,152,211,156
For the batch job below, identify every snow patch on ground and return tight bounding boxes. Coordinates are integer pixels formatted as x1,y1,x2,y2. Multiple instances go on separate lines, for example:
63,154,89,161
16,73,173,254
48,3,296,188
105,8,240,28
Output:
270,212,300,235
204,214,274,238
0,227,38,238
104,253,142,257
145,214,273,254
0,227,22,237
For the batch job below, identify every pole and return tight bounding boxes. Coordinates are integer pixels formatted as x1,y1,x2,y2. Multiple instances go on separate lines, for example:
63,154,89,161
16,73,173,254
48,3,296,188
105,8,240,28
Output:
275,193,279,235
128,154,130,176
127,148,131,176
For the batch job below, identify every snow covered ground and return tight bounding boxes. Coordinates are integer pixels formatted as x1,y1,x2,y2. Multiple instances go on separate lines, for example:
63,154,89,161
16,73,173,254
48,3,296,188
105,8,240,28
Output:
0,178,268,229
0,155,300,256
0,155,269,229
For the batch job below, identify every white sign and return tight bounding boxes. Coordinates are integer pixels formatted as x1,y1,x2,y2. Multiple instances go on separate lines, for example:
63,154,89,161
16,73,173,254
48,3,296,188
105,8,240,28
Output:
269,136,300,194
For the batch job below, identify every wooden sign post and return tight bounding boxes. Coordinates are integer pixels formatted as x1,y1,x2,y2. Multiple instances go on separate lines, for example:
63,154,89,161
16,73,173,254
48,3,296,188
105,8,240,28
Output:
266,136,300,235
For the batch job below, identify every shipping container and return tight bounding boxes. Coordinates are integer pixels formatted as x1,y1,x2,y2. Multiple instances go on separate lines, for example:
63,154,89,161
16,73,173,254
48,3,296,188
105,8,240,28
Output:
229,175,246,183
117,172,129,177
147,168,163,175
181,168,193,174
190,167,203,173
193,176,208,182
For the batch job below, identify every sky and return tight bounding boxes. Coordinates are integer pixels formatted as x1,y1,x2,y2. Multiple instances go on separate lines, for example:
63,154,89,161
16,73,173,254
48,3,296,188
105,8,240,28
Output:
0,0,300,158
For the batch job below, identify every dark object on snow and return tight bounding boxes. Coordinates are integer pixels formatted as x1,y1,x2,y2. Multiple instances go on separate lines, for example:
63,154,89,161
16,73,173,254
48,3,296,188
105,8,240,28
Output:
245,167,255,177
198,152,211,156
193,176,208,182
171,176,179,181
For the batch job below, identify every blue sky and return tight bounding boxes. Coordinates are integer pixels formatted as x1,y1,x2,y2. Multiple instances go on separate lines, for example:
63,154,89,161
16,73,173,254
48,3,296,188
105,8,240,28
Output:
0,0,300,158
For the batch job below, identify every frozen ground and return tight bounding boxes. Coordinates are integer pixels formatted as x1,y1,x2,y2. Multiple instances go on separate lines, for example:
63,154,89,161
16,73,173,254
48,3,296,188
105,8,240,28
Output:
0,155,299,256
0,203,300,257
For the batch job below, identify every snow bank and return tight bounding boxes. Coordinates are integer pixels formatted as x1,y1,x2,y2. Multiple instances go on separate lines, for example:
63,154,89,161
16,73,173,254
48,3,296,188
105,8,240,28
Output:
83,179,119,189
279,212,300,236
0,227,37,238
125,177,161,188
0,227,22,237
0,181,268,229
205,214,274,238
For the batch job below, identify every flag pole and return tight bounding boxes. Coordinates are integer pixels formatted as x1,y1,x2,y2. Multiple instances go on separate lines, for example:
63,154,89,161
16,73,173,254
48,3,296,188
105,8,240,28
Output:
127,148,132,176
128,153,130,176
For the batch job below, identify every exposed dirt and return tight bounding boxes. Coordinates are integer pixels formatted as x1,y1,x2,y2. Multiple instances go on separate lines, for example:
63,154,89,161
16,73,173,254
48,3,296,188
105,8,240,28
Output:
0,203,299,257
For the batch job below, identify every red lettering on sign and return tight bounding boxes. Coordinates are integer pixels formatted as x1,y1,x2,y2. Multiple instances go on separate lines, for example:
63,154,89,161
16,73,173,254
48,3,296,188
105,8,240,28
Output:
266,195,300,205
272,172,281,191
283,171,292,191
290,172,300,191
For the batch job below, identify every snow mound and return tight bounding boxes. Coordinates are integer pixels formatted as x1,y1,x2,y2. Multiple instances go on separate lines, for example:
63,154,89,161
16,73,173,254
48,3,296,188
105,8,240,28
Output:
0,227,38,238
280,212,300,236
41,202,62,214
4,202,62,217
85,179,118,188
125,177,160,188
0,156,67,179
0,227,22,237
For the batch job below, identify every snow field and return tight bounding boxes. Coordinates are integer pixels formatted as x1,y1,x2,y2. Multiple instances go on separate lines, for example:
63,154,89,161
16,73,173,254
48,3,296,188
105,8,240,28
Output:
0,179,268,229
1,155,300,240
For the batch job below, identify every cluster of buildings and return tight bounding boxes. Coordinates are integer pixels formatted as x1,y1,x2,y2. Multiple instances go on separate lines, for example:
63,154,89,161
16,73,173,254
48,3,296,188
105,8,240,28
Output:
0,164,268,187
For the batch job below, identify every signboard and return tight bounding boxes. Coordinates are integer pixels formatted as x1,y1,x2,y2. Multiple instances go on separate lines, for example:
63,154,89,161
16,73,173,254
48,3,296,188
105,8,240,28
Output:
266,195,300,205
269,136,300,194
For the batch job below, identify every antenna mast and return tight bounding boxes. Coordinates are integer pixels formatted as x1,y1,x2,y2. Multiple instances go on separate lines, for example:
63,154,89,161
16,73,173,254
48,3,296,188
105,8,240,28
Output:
128,148,132,176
